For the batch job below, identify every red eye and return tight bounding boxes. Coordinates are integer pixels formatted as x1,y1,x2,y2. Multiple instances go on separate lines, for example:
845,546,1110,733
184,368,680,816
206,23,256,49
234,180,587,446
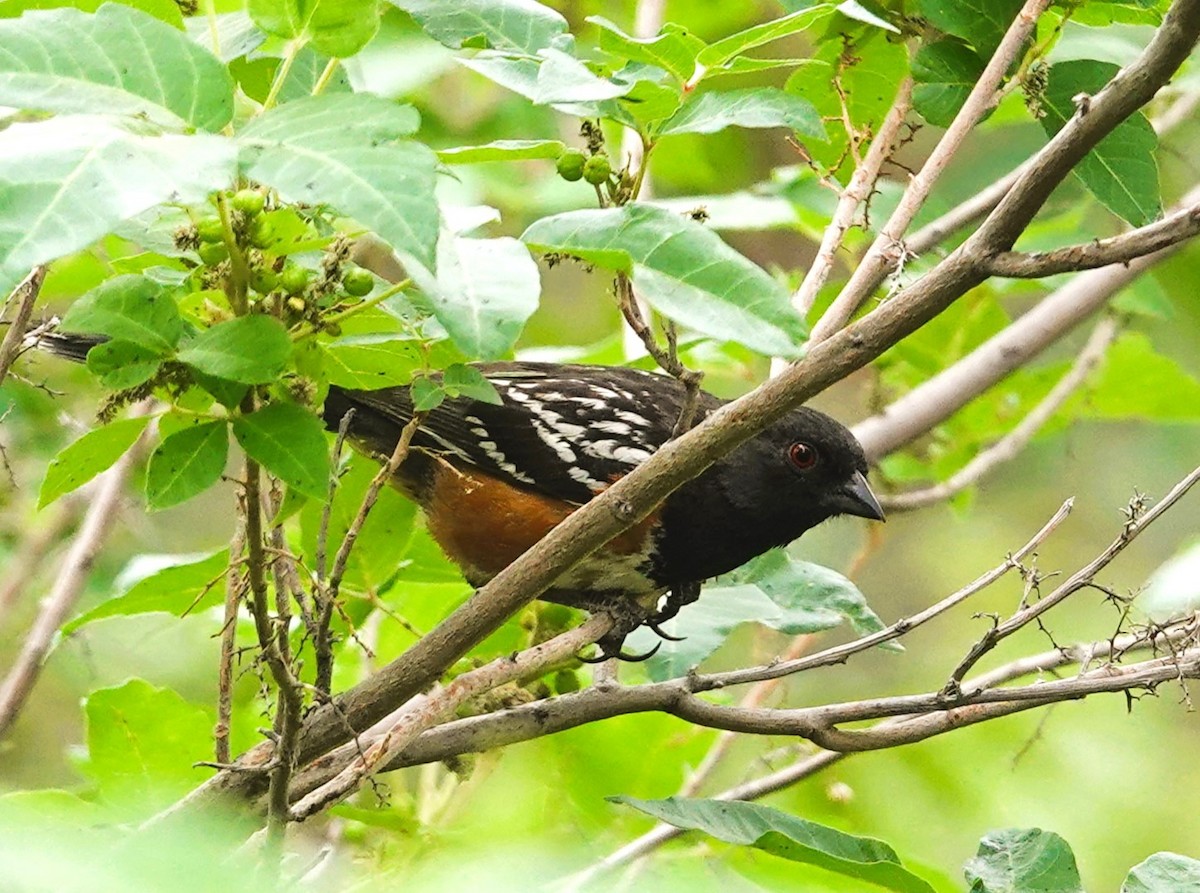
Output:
789,442,818,470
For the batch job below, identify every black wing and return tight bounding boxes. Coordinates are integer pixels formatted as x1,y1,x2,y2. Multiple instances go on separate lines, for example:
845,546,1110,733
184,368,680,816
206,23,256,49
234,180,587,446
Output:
325,362,722,504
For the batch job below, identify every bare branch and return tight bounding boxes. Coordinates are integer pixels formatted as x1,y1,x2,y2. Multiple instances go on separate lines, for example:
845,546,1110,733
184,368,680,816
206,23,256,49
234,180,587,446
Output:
880,316,1119,512
986,203,1200,277
791,78,914,316
0,402,150,738
289,614,613,820
0,266,46,389
810,0,1051,342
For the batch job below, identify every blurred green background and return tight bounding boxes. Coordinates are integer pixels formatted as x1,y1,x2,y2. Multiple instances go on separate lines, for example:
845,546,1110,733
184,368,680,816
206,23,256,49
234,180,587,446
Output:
2,1,1199,890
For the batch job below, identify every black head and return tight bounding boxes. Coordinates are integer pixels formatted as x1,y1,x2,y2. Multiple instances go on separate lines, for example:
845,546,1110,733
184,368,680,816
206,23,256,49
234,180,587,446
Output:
657,405,883,584
745,405,883,523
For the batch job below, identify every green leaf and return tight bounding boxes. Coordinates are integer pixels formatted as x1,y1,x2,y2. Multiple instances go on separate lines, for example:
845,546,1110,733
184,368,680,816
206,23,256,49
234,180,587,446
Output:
410,375,446,410
299,454,418,589
60,275,186,354
322,334,424,389
0,4,234,130
964,828,1083,893
176,315,292,385
64,550,230,634
658,87,824,138
442,363,502,404
390,0,568,53
533,47,631,105
413,234,541,360
38,416,151,509
1122,853,1200,893
612,797,935,893
437,139,566,164
1071,331,1200,421
589,16,705,83
247,0,381,58
522,204,806,357
630,549,891,681
785,35,909,174
144,420,229,511
917,0,1025,56
697,6,834,68
85,340,163,390
184,11,267,63
82,679,213,816
232,401,330,499
0,117,237,296
238,94,438,272
1041,59,1161,226
912,38,984,127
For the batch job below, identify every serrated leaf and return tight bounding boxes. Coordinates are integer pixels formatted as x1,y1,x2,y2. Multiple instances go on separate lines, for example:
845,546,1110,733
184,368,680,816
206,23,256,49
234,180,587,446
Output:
38,416,151,509
0,117,237,296
522,204,806,357
918,0,1025,56
238,94,438,272
0,4,234,130
60,275,185,354
322,334,424,389
64,550,229,634
144,421,229,511
589,16,705,83
410,375,445,411
1122,852,1200,893
177,315,292,385
184,11,266,63
964,829,1083,893
85,339,163,390
248,0,381,58
612,797,935,893
697,6,834,68
390,0,568,53
1041,59,1161,226
533,47,631,105
412,234,541,360
232,401,330,499
658,87,824,138
912,38,984,127
437,139,566,164
82,679,213,817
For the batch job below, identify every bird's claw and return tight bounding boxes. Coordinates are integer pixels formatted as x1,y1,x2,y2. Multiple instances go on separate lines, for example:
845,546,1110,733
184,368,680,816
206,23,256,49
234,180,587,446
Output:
579,639,662,664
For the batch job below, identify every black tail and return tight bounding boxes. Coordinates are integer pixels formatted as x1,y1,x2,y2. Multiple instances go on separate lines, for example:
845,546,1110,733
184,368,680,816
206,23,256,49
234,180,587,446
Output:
25,325,106,364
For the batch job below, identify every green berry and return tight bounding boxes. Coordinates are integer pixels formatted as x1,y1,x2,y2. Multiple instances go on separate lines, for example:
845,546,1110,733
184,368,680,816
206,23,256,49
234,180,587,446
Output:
280,265,310,295
196,216,225,244
342,268,374,297
231,189,265,216
250,268,278,294
583,154,612,186
247,216,274,250
555,148,586,182
197,241,228,265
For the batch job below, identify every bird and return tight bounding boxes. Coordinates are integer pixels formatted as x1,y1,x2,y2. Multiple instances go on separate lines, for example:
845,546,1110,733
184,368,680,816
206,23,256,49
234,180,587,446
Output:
33,330,884,660
322,361,884,659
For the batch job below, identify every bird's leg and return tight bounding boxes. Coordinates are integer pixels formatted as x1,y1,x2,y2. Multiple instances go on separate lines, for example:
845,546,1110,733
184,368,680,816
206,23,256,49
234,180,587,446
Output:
644,581,701,640
571,594,662,663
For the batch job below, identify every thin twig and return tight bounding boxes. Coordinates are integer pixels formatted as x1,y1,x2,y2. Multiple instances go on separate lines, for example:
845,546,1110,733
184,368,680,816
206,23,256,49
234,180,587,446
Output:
317,414,421,697
0,494,81,632
880,316,1120,511
0,402,150,738
289,614,613,820
0,266,47,388
791,78,914,317
810,0,1052,343
945,464,1200,688
216,524,247,765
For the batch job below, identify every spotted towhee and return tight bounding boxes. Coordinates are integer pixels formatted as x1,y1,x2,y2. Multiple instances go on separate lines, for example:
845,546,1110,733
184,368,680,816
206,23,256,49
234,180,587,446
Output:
324,362,884,657
35,331,883,659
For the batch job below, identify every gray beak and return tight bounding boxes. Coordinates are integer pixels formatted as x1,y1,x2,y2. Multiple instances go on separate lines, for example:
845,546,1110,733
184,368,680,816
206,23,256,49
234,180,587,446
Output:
839,470,886,521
